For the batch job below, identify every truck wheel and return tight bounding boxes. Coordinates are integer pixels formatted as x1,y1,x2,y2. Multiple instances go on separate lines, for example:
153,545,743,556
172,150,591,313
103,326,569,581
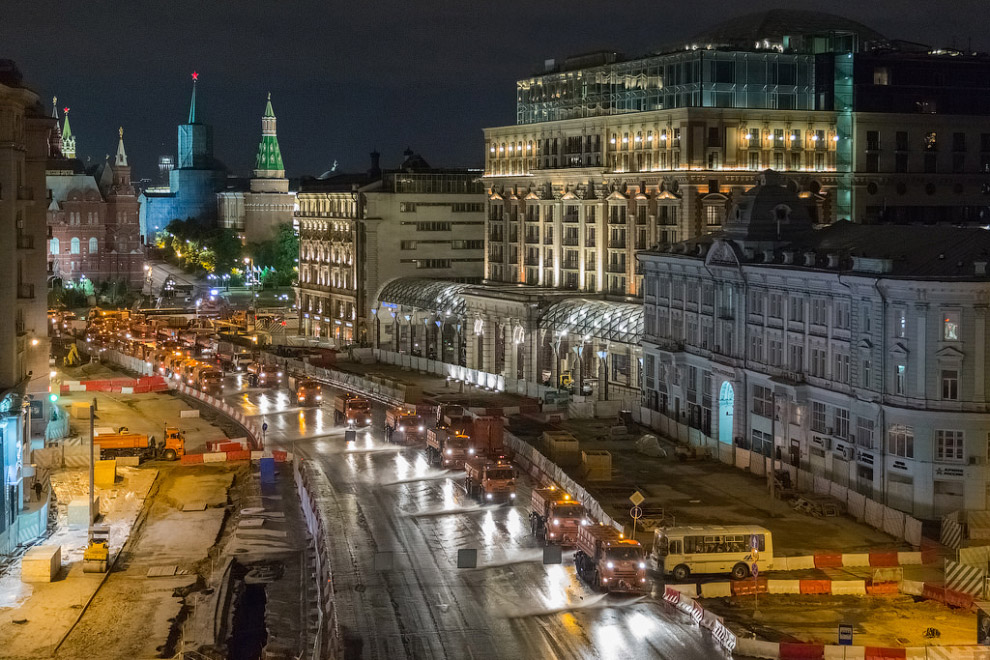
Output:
731,562,750,580
672,564,690,581
163,448,177,461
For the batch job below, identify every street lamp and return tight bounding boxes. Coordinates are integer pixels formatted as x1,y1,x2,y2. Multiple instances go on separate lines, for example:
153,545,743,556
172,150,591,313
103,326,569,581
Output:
551,333,563,390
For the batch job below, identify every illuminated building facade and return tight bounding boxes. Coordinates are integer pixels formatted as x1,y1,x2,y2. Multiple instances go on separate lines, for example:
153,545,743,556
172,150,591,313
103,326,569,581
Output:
484,10,990,297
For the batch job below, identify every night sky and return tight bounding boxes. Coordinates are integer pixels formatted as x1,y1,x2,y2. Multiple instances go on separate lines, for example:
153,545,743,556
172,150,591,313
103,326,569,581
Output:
4,1,985,182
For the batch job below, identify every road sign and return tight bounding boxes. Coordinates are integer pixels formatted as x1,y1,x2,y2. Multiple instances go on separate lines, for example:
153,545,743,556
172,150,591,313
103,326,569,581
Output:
262,422,268,431
838,623,853,645
751,563,759,578
629,490,645,507
630,505,643,520
751,534,760,550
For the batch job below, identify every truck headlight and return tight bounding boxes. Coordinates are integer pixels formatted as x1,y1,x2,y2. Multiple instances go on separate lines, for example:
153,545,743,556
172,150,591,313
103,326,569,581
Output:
365,418,371,424
468,448,475,455
639,562,646,569
316,395,323,400
446,449,452,455
606,561,614,569
553,519,560,526
641,578,647,583
581,519,589,526
418,425,425,432
509,493,515,499
486,493,493,500
398,425,405,431
277,372,283,377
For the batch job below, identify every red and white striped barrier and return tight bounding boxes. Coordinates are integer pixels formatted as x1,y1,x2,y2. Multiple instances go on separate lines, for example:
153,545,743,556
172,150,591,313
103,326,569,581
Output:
179,449,292,465
662,586,736,654
735,637,990,659
771,550,928,572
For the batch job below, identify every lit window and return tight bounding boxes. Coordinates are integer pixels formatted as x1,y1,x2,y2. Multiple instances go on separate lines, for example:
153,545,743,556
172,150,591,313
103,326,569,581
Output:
943,312,960,340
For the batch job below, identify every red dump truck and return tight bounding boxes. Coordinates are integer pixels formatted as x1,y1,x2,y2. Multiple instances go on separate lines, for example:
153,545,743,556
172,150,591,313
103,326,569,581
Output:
384,405,425,444
464,457,516,504
530,487,587,546
425,428,475,468
334,393,372,426
247,362,283,388
574,523,649,593
94,427,186,461
295,379,324,407
198,367,224,394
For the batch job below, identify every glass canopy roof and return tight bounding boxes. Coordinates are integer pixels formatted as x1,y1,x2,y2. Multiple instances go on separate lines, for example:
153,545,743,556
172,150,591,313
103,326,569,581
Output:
539,298,643,345
377,278,469,316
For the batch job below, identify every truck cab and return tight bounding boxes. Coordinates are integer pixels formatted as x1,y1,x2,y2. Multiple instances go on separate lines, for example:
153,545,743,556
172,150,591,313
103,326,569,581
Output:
385,406,425,444
199,369,224,394
247,362,283,388
335,394,372,426
295,379,323,406
530,487,587,545
158,427,186,460
464,458,517,504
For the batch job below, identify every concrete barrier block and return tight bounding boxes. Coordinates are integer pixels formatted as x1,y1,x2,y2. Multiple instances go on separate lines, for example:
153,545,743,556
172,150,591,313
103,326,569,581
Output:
898,551,924,565
901,579,925,596
733,638,780,659
117,456,140,467
829,580,866,595
203,452,227,463
120,387,134,395
824,647,865,659
179,409,200,418
841,553,871,568
251,451,264,460
94,459,116,488
67,497,98,527
767,579,801,594
21,545,61,583
69,384,87,393
700,581,733,598
783,555,816,570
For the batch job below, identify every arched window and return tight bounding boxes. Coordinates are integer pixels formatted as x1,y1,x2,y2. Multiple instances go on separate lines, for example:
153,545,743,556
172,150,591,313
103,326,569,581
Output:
70,237,80,254
89,237,98,254
50,237,60,255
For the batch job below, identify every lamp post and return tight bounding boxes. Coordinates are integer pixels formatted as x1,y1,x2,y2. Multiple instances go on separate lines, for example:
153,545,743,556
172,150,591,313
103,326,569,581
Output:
371,307,380,349
404,314,413,354
551,334,563,390
573,342,585,395
390,309,398,352
597,348,609,400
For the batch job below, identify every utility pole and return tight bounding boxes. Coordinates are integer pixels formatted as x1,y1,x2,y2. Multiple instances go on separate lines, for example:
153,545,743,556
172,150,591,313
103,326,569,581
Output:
89,405,95,537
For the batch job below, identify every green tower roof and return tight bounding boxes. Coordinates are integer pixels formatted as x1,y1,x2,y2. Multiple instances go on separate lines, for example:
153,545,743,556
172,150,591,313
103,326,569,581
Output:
254,92,284,174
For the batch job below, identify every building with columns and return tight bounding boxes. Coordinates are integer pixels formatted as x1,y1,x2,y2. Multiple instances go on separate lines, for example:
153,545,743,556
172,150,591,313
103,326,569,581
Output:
639,170,990,518
294,151,485,346
0,60,56,555
483,9,990,298
217,93,296,242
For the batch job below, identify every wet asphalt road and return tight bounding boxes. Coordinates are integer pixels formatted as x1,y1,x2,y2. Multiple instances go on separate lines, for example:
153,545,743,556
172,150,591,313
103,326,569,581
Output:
220,375,730,660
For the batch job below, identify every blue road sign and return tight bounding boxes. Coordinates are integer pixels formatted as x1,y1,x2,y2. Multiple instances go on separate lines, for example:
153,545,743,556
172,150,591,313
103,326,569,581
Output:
750,534,759,550
838,623,853,645
751,563,759,577
262,422,268,431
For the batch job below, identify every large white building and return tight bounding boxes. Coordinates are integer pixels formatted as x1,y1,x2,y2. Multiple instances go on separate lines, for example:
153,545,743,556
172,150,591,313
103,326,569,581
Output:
639,170,990,518
295,151,486,346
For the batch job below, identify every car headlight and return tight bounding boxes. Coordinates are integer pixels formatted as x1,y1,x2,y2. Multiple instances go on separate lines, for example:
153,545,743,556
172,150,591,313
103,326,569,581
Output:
553,519,560,526
639,562,646,569
606,561,614,569
486,493,493,500
446,449,452,455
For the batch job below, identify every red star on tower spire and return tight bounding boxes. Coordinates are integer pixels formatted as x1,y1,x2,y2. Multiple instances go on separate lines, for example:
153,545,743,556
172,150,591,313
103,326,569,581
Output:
191,71,199,81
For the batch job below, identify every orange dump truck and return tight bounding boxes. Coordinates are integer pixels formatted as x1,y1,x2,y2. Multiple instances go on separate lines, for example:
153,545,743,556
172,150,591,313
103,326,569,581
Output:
334,393,371,426
464,457,516,504
384,405,424,444
94,427,186,461
295,379,324,407
574,523,649,593
425,428,475,468
530,487,587,546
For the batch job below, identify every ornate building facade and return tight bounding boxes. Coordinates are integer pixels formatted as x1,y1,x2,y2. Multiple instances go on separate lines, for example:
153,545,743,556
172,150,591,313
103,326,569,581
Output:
640,171,990,517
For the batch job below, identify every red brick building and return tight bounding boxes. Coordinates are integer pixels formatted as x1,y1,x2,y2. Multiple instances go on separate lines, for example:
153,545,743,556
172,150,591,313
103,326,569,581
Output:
46,114,144,289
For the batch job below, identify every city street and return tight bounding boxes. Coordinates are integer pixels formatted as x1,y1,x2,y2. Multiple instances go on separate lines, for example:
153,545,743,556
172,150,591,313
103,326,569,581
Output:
218,375,730,659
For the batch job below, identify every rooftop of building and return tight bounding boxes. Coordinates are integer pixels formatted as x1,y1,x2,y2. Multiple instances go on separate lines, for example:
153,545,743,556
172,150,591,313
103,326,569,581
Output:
641,170,990,281
300,149,483,194
687,9,885,49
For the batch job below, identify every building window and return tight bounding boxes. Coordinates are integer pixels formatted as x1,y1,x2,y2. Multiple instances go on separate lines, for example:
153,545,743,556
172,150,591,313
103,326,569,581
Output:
50,237,60,255
866,130,880,151
861,358,871,388
811,401,827,432
866,153,879,172
895,153,908,173
768,338,783,366
89,237,98,254
768,293,783,318
810,298,827,326
788,297,804,323
752,385,773,418
751,429,772,456
895,364,906,395
704,205,721,227
936,430,965,463
810,347,827,377
888,425,914,459
895,131,909,151
788,343,803,372
873,67,890,85
943,311,960,340
856,417,875,449
749,335,763,361
70,237,80,254
400,241,417,250
895,308,906,337
834,408,850,439
941,369,959,400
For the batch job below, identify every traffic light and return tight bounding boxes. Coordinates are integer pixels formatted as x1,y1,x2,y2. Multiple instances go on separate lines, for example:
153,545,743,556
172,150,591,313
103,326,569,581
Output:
49,392,59,403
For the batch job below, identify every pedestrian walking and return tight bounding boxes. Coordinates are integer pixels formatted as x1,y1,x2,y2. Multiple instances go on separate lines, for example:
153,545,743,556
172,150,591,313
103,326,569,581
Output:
33,480,42,501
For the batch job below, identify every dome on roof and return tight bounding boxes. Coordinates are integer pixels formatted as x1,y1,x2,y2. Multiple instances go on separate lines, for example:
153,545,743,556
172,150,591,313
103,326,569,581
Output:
691,9,884,48
723,170,814,242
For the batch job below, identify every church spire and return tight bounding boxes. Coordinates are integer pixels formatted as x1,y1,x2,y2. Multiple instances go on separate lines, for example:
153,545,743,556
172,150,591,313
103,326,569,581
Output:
49,96,64,158
115,127,128,167
188,71,199,123
61,105,76,159
253,92,285,178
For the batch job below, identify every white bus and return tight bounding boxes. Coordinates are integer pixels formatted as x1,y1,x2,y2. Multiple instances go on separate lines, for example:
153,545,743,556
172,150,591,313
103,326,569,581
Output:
652,525,774,581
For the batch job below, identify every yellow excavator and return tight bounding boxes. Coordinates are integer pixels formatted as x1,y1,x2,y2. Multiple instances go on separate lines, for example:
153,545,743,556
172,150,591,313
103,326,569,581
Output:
63,343,81,367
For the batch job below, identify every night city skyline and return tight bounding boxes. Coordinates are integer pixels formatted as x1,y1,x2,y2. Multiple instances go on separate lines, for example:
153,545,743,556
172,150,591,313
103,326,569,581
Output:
4,0,987,180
